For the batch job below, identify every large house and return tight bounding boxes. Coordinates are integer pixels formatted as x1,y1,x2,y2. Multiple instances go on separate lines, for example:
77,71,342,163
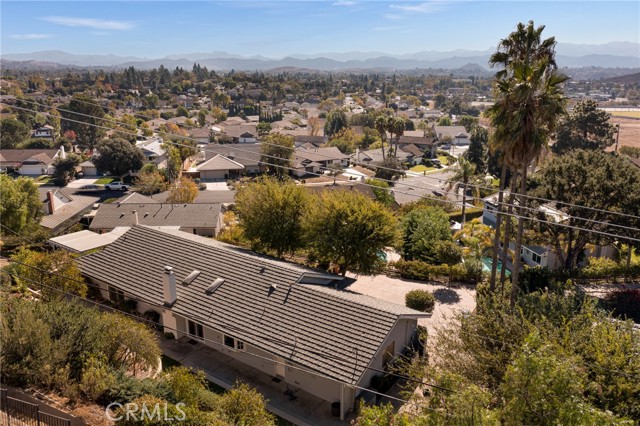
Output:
0,149,61,175
433,125,470,145
77,226,428,420
89,203,223,236
195,155,245,181
201,144,264,175
39,188,99,234
136,138,167,169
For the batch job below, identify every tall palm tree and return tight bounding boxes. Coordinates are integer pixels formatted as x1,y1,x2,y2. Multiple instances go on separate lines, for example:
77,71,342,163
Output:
374,114,389,161
488,21,568,306
391,116,406,157
446,157,479,224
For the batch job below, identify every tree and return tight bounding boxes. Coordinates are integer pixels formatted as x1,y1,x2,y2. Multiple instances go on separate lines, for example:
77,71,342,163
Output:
235,177,308,257
446,156,480,224
60,95,106,150
457,115,479,132
365,178,395,207
324,108,348,139
437,116,452,126
10,248,87,299
308,116,321,136
176,105,189,117
401,206,452,262
466,126,489,174
167,176,198,203
374,156,404,181
164,145,183,183
217,381,275,426
256,121,272,136
487,21,568,305
0,175,42,235
304,190,398,275
53,153,81,186
552,99,616,154
93,138,145,179
325,128,362,154
532,149,640,270
1,118,30,148
198,109,207,127
135,169,167,195
261,133,294,178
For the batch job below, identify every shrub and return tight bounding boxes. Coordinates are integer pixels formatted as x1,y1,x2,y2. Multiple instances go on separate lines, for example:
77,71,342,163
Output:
605,288,640,323
370,374,397,393
405,289,435,312
394,260,480,284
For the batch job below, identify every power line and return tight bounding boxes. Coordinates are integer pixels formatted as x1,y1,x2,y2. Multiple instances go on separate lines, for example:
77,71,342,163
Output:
14,97,640,222
9,104,640,243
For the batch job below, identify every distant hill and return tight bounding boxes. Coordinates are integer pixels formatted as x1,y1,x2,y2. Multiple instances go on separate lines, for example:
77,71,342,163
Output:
2,42,639,72
601,72,640,84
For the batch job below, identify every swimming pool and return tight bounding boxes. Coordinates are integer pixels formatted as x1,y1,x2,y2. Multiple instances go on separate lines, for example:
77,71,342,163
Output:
481,257,511,276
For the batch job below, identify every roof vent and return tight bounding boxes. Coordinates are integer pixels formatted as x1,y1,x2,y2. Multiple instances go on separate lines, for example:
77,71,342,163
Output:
270,283,277,291
182,270,201,286
259,267,266,274
205,278,225,294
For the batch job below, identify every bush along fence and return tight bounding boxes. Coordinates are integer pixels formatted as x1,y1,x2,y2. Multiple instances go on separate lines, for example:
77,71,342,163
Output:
391,259,483,285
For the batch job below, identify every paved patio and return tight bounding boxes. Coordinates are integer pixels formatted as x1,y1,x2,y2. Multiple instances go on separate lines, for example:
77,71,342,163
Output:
160,338,355,426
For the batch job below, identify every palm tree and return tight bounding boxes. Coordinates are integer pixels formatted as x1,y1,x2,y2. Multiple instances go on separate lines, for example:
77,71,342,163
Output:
390,116,406,157
446,157,479,224
488,21,568,306
374,114,389,161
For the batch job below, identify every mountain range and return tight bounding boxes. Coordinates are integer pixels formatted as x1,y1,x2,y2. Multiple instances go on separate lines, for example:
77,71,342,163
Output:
2,42,639,71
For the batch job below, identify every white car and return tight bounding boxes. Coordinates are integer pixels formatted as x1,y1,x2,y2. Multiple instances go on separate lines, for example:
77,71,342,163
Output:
104,182,130,191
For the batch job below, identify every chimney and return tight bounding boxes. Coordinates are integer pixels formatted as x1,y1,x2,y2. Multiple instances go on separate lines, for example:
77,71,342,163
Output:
47,191,55,214
132,210,139,225
163,266,177,306
60,145,66,159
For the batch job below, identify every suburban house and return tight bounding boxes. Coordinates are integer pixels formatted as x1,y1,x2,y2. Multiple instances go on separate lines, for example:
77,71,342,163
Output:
294,146,350,169
433,125,470,145
32,125,56,139
89,203,223,236
201,144,264,175
293,135,325,147
189,128,211,144
352,148,412,167
39,188,99,234
0,149,61,175
194,155,245,181
224,125,258,143
77,226,429,420
397,133,437,158
136,138,167,169
79,160,100,177
398,144,425,165
482,192,615,269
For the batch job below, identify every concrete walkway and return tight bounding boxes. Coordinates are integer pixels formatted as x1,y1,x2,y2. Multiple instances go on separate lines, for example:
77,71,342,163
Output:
160,338,354,426
66,178,99,188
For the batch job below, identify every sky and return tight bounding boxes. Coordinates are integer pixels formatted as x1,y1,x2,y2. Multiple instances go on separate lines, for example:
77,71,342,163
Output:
1,1,639,58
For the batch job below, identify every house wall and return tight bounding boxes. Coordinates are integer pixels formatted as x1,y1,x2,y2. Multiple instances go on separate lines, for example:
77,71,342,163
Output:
356,318,418,398
81,165,100,176
20,164,50,175
200,170,228,181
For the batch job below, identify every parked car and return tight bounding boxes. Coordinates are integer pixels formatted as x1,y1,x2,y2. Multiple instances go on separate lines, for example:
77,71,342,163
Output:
104,182,129,191
76,184,104,193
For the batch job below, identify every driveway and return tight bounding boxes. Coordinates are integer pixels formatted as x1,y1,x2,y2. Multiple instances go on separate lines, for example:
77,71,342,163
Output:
66,178,98,189
203,182,230,191
346,274,476,347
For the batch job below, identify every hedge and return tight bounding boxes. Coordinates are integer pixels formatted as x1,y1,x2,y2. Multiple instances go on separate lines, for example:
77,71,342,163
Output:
449,207,484,223
578,257,640,282
392,259,483,284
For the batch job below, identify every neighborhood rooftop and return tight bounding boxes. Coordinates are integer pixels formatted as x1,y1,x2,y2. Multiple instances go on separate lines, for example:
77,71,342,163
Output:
78,226,426,384
89,203,222,230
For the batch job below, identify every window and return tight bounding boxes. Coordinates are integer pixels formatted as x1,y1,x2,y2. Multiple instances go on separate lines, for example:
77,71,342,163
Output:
224,336,245,351
108,286,125,304
532,253,542,264
224,335,235,348
187,320,204,340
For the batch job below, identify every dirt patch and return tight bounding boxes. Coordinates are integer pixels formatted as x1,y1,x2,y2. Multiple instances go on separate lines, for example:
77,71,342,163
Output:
609,117,640,149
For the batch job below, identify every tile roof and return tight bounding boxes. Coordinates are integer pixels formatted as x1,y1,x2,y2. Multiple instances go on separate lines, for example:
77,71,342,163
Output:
0,149,59,165
78,226,424,384
49,227,130,253
398,136,435,147
399,143,425,157
202,144,262,168
118,192,160,204
89,203,221,230
196,154,245,171
295,147,349,163
40,190,98,232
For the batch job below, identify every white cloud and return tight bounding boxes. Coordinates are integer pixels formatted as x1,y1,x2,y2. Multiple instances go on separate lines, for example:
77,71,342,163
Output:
390,1,450,14
9,33,53,40
383,13,403,20
41,16,134,30
91,31,111,36
332,0,356,5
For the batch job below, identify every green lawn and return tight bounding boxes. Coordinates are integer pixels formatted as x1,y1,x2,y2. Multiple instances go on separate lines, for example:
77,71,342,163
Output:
409,165,436,173
102,197,120,204
95,177,115,184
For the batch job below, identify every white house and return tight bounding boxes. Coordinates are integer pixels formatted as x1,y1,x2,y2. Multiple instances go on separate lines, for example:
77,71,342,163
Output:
32,125,56,139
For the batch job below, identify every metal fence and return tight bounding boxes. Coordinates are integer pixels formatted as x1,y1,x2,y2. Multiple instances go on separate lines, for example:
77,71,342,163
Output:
0,390,71,426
